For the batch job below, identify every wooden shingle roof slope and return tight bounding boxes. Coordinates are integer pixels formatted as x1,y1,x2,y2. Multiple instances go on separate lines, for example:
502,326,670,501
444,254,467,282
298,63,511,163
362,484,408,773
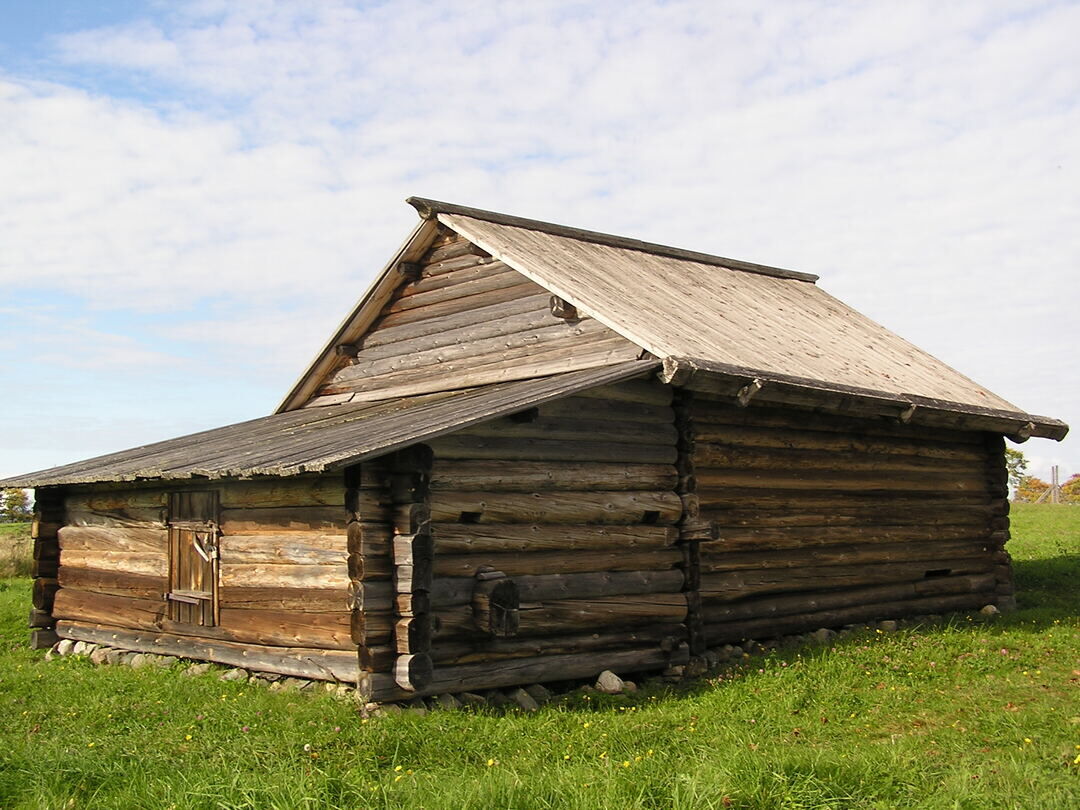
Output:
280,197,1066,441
0,361,658,487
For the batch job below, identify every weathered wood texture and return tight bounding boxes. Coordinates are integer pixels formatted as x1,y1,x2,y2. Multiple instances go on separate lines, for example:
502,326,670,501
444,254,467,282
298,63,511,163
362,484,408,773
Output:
53,476,351,654
309,233,640,405
29,487,65,646
693,395,1011,645
421,378,687,676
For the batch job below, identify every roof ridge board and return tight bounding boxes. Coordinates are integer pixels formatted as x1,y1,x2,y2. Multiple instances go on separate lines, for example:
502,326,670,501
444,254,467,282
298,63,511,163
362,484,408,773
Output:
407,196,818,284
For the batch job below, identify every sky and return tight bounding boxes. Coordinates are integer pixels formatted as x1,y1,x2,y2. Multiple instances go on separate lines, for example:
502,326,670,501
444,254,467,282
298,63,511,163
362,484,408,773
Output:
1,0,1077,484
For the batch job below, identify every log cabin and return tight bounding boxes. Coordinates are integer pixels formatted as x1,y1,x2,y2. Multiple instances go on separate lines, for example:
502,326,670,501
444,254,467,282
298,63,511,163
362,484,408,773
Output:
3,197,1068,702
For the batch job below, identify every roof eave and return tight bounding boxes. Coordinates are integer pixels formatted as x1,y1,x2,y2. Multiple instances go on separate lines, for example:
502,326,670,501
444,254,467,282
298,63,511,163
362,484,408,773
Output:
661,357,1069,442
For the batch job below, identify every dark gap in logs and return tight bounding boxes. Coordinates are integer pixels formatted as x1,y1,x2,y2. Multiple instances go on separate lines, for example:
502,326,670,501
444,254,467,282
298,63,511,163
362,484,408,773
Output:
459,511,482,524
924,568,952,579
642,510,661,525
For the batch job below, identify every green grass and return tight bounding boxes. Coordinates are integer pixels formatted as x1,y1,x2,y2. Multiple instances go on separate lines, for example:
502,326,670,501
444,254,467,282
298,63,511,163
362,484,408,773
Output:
0,506,1077,809
0,522,32,577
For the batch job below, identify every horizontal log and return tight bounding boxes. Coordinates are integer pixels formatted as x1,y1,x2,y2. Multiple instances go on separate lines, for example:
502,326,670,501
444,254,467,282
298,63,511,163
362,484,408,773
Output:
704,525,991,551
574,379,673,406
218,534,346,565
430,460,678,492
362,643,689,702
431,523,679,553
699,558,994,601
455,417,678,446
428,435,678,464
219,586,348,613
56,622,359,682
53,589,356,650
695,444,982,476
425,594,688,641
219,507,347,534
59,550,167,578
706,504,996,529
697,488,992,510
430,624,688,667
385,265,522,313
362,292,552,351
65,489,167,512
433,549,683,578
375,279,543,330
219,563,348,589
325,334,637,396
428,490,682,525
701,573,997,624
344,318,615,381
695,469,988,495
54,589,165,631
402,569,686,608
218,477,344,508
66,507,165,529
699,539,995,572
57,525,167,553
692,425,986,461
57,567,165,600
703,592,994,646
539,396,674,424
356,306,560,364
691,401,984,444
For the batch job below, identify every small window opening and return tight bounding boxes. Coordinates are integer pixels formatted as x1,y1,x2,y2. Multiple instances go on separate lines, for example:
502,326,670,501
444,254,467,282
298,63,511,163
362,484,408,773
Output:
924,568,952,579
459,511,482,524
642,510,661,525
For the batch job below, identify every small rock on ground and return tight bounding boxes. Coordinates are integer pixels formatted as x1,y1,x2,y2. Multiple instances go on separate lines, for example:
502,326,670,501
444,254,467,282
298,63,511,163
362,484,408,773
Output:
458,692,486,706
595,670,625,694
90,647,110,666
436,693,462,710
509,688,539,711
183,663,213,677
523,683,552,704
55,639,75,656
877,620,898,632
810,628,836,644
219,668,249,682
980,604,1000,616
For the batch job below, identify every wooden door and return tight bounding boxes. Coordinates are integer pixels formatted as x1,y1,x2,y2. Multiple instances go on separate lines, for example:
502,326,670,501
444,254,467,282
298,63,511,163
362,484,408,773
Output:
167,491,219,626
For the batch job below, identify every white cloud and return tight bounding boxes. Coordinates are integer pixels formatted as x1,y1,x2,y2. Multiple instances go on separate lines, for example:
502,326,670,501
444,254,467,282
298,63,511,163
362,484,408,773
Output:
1,0,1077,480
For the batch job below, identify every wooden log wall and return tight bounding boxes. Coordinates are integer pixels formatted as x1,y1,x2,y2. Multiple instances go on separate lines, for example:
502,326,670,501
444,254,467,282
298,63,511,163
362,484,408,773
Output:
411,378,690,679
692,395,1012,646
306,231,640,406
29,487,64,648
52,475,354,675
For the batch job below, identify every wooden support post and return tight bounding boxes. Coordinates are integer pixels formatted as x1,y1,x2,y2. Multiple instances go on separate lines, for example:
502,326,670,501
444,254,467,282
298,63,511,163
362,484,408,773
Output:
29,486,64,649
673,389,706,655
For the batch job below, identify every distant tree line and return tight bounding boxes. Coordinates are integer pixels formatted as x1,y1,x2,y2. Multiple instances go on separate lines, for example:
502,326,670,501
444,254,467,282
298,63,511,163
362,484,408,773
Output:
0,489,32,523
1007,448,1079,503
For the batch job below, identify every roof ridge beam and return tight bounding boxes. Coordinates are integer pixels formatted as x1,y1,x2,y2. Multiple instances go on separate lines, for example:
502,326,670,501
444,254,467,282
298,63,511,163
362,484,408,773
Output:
407,196,818,284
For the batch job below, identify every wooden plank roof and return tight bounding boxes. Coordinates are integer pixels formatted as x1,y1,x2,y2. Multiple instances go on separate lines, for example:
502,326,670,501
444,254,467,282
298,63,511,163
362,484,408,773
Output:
398,197,1063,440
1,360,659,488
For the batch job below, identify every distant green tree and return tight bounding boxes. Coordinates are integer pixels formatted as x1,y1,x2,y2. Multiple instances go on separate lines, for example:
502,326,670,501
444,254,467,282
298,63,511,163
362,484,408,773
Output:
1004,447,1028,495
1,489,32,522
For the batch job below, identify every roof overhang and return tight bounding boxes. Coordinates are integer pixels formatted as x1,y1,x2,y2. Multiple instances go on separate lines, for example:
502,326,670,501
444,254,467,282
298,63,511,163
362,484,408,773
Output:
2,360,661,489
660,357,1069,442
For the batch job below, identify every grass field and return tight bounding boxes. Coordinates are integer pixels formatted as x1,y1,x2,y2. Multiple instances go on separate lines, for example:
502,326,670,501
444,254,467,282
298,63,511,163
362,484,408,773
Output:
0,522,32,578
0,505,1077,809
